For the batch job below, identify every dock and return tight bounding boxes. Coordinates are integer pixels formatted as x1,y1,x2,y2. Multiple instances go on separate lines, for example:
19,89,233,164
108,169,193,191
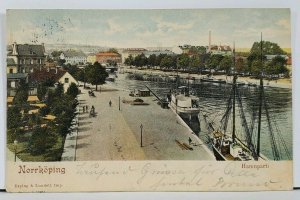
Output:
73,84,215,161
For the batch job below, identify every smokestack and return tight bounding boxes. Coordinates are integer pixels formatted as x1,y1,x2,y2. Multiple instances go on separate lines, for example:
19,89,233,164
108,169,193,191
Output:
208,30,211,53
12,42,17,55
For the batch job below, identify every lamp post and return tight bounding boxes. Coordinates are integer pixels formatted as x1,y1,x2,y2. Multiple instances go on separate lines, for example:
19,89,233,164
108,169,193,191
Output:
140,124,143,147
14,139,18,162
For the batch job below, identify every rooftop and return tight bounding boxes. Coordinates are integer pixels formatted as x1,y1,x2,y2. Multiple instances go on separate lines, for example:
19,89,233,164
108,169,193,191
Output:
62,50,86,58
29,68,68,83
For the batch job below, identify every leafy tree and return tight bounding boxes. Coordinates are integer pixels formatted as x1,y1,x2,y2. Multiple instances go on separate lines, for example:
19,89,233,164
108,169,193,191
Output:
67,82,79,98
177,54,190,70
124,55,134,66
247,40,286,69
266,56,288,75
76,69,85,82
160,56,174,69
189,55,201,72
148,54,157,67
134,53,148,67
7,106,21,129
13,80,29,107
51,51,63,59
108,48,119,53
37,84,47,101
57,59,66,66
219,56,233,73
236,57,246,73
28,127,57,155
85,62,108,91
54,82,64,98
205,54,224,70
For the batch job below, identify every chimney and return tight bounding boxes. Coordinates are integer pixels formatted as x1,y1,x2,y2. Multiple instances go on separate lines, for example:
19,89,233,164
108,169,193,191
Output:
55,67,58,74
12,42,17,55
47,67,50,72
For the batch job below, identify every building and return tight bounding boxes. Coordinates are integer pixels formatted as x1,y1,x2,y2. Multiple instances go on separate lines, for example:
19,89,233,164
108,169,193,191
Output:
30,68,78,92
7,58,18,74
121,48,147,63
87,54,96,64
208,45,233,56
7,42,46,73
95,52,122,64
60,50,87,65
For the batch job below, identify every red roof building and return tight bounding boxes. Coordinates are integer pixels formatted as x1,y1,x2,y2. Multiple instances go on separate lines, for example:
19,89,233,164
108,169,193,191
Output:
95,52,122,64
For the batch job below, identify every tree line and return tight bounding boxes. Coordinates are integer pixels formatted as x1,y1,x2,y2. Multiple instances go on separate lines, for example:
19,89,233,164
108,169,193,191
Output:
124,41,289,77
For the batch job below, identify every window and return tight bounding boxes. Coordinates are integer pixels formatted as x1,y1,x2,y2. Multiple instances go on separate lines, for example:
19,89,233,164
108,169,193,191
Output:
65,78,69,83
30,59,33,64
9,69,13,73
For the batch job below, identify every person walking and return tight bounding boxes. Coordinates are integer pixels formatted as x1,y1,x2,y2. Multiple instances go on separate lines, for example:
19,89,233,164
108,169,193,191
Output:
86,105,88,113
109,100,112,107
83,106,85,113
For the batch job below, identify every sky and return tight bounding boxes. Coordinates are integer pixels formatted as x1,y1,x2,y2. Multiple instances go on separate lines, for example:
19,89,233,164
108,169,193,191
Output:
6,9,291,49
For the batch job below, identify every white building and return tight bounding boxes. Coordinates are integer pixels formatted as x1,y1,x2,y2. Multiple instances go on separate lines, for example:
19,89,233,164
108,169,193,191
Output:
60,50,87,65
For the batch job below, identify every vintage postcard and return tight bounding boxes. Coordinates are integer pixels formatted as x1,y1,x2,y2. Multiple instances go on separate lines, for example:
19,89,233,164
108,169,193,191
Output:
5,9,293,192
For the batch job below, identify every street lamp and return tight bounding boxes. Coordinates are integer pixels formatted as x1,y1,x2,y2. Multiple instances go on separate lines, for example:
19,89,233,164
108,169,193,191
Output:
14,139,18,162
140,124,143,147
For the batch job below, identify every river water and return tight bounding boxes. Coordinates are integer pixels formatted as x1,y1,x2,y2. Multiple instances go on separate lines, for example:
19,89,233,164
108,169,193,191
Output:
108,73,293,160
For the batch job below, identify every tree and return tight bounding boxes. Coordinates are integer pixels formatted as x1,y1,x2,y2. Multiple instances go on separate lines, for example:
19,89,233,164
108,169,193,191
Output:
189,55,201,72
219,56,233,73
148,54,157,67
266,56,288,75
177,54,190,71
13,80,29,107
160,56,174,69
205,54,224,71
108,48,119,53
37,84,47,101
247,40,286,69
54,82,64,98
7,106,21,129
134,53,148,67
236,57,246,73
85,62,108,91
28,127,57,155
124,55,134,66
67,82,79,98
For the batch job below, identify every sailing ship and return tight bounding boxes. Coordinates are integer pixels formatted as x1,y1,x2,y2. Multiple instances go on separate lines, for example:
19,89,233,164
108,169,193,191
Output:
206,36,291,161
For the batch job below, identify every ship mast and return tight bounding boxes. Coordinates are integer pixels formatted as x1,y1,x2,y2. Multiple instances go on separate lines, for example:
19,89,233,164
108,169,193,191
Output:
257,33,264,159
232,42,236,142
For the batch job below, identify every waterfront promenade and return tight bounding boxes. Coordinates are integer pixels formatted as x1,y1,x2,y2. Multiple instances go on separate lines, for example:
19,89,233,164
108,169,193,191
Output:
74,84,215,161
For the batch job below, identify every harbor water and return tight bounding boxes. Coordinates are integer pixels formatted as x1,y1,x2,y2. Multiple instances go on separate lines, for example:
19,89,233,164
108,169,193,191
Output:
108,73,293,160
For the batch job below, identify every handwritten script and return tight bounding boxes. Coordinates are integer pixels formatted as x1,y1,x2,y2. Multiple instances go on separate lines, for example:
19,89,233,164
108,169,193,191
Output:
74,161,282,191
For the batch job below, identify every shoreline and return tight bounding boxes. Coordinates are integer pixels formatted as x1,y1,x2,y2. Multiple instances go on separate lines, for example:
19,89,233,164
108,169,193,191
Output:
123,68,292,89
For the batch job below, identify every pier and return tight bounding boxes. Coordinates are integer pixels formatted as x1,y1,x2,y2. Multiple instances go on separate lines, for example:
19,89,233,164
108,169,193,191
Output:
73,83,215,161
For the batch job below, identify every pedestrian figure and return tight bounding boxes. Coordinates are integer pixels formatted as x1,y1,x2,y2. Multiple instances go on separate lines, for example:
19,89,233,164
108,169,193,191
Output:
188,137,192,145
83,106,85,113
86,105,88,113
109,100,112,107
